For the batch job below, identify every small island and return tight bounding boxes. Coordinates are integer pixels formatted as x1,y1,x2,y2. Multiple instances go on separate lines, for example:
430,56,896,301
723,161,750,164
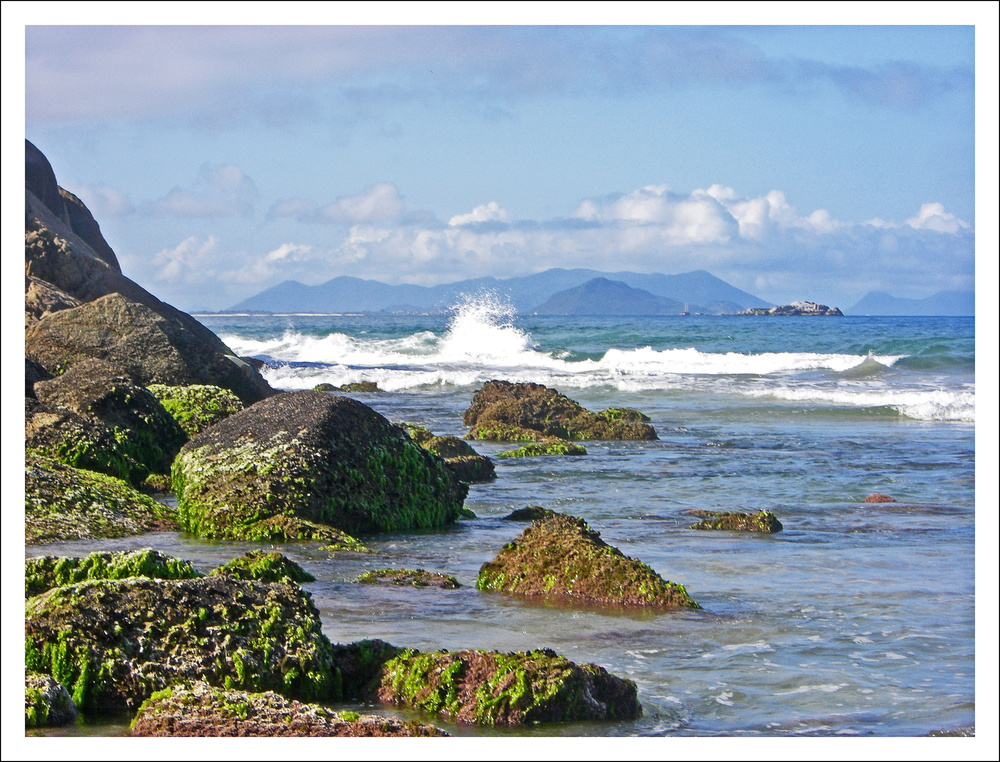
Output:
737,300,843,316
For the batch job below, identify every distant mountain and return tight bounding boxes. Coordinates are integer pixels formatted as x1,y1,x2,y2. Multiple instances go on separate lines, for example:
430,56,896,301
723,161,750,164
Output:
225,268,770,315
531,278,700,315
848,290,974,316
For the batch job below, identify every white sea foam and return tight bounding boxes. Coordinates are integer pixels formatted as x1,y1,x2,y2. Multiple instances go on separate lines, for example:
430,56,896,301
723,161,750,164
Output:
740,385,975,423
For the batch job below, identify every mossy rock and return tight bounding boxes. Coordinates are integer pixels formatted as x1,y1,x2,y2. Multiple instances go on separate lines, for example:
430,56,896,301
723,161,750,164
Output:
399,423,496,483
355,568,460,589
688,510,783,533
502,506,556,521
25,452,179,544
314,381,382,393
25,548,202,598
463,380,657,441
25,575,337,714
477,512,699,609
129,681,447,736
147,383,244,436
25,673,77,728
172,391,468,540
211,551,316,584
497,439,588,458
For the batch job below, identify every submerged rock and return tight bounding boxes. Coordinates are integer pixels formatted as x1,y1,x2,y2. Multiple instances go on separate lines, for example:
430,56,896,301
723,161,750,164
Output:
688,510,783,533
355,568,461,589
502,506,557,521
313,381,383,393
25,673,78,728
863,493,899,503
401,423,496,483
210,551,316,584
147,383,244,437
497,439,588,458
25,548,202,598
477,512,699,609
463,380,656,442
129,681,448,737
173,391,468,540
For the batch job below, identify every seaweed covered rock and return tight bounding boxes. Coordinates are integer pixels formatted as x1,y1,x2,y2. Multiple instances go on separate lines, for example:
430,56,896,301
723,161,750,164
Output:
502,506,557,521
129,681,447,737
401,423,496,483
24,575,337,713
375,647,641,726
688,510,783,533
477,513,699,609
210,551,316,584
147,383,244,437
25,673,78,728
25,452,178,544
355,568,460,589
463,380,657,442
31,358,186,484
497,439,587,458
25,549,202,598
172,391,468,540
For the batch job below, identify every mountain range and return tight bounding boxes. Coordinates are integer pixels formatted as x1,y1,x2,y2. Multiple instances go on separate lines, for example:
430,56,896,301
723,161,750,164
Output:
847,290,974,316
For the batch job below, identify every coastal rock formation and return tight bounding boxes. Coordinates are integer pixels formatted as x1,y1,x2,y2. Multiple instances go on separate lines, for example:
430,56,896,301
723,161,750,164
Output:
463,381,657,442
314,381,383,393
210,551,316,584
738,301,843,316
497,439,588,458
129,681,448,737
401,423,496,482
477,512,699,609
25,673,78,728
24,575,337,713
688,510,784,533
172,391,468,540
25,549,202,599
147,383,244,437
355,568,461,589
25,452,178,544
502,506,557,521
25,358,53,397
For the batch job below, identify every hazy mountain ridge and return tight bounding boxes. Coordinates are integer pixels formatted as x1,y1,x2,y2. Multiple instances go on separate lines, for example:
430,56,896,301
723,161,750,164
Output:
848,290,974,316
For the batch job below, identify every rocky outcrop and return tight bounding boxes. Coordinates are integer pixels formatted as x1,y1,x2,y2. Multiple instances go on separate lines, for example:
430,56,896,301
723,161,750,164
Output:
172,391,468,540
738,301,843,316
314,381,383,393
497,439,587,458
355,568,460,589
401,423,496,483
210,551,315,584
25,274,82,325
147,383,244,437
24,575,337,713
25,673,78,728
477,512,699,609
463,381,657,442
688,510,783,533
129,681,448,737
25,358,52,398
25,549,202,598
25,452,179,544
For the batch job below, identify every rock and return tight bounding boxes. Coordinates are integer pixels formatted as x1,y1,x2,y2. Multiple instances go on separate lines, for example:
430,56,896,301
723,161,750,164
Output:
25,452,179,544
477,512,699,609
210,551,316,584
147,383,244,437
172,391,468,540
502,506,557,521
129,681,448,737
314,381,382,393
497,439,588,458
25,274,82,325
25,357,52,397
25,549,202,598
355,568,461,589
688,510,783,533
463,380,656,442
863,492,899,503
25,293,272,406
738,301,843,316
25,673,77,728
24,575,337,713
401,423,496,483
32,358,187,484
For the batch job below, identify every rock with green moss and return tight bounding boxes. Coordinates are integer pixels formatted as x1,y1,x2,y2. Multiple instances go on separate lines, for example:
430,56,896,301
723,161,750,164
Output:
25,452,179,544
129,681,448,736
688,510,783,533
147,383,244,436
477,512,699,609
211,551,316,584
355,568,460,589
25,673,78,728
497,439,588,458
25,548,202,598
172,391,468,540
463,380,656,442
400,423,496,483
314,381,382,393
25,575,337,714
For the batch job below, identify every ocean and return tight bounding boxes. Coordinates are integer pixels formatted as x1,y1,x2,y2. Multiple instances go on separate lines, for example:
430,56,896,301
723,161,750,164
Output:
27,299,976,737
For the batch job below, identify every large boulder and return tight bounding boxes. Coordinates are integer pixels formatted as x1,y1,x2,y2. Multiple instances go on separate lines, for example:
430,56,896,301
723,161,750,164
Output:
25,549,202,598
463,381,657,442
25,673,78,728
172,391,468,540
401,423,496,483
24,575,337,713
147,383,244,437
477,512,699,609
25,452,179,544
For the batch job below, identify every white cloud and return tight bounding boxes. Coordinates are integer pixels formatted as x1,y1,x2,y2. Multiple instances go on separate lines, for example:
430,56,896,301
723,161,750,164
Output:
448,201,511,227
905,202,971,234
72,183,133,217
149,164,258,218
221,243,327,284
268,183,404,225
151,235,218,283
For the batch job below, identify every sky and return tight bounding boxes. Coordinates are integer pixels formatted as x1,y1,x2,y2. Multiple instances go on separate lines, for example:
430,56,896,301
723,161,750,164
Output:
8,4,998,312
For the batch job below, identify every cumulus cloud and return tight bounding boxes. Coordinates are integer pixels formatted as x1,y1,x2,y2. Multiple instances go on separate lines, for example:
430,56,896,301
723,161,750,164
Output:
905,202,971,234
72,183,133,217
221,243,329,284
151,235,219,283
267,183,404,225
148,164,258,218
448,201,511,227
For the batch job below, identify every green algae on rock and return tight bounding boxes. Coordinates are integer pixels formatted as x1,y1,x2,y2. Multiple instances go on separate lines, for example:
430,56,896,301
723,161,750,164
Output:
355,568,461,589
477,512,699,609
147,383,244,437
313,381,382,393
129,681,448,737
24,575,337,714
25,452,179,544
25,548,202,598
688,510,783,533
210,551,316,584
399,423,496,483
463,380,657,442
172,391,468,540
497,439,588,458
25,673,78,728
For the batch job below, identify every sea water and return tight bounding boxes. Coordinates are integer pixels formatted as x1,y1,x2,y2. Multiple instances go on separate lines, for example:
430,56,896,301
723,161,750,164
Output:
26,299,976,737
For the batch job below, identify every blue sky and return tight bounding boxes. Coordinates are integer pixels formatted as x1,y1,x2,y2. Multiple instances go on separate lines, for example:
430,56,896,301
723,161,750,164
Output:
9,5,997,311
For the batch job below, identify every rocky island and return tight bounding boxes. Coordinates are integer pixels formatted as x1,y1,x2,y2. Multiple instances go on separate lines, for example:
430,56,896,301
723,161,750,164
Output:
737,300,843,316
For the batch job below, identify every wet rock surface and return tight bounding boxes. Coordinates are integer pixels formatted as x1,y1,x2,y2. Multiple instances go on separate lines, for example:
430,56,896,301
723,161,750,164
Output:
210,551,316,584
863,492,899,503
25,672,78,728
355,568,461,589
25,548,202,598
687,509,784,533
401,423,496,483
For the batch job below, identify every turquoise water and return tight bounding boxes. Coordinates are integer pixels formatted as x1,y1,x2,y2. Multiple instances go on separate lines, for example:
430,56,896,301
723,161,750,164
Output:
27,306,976,736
